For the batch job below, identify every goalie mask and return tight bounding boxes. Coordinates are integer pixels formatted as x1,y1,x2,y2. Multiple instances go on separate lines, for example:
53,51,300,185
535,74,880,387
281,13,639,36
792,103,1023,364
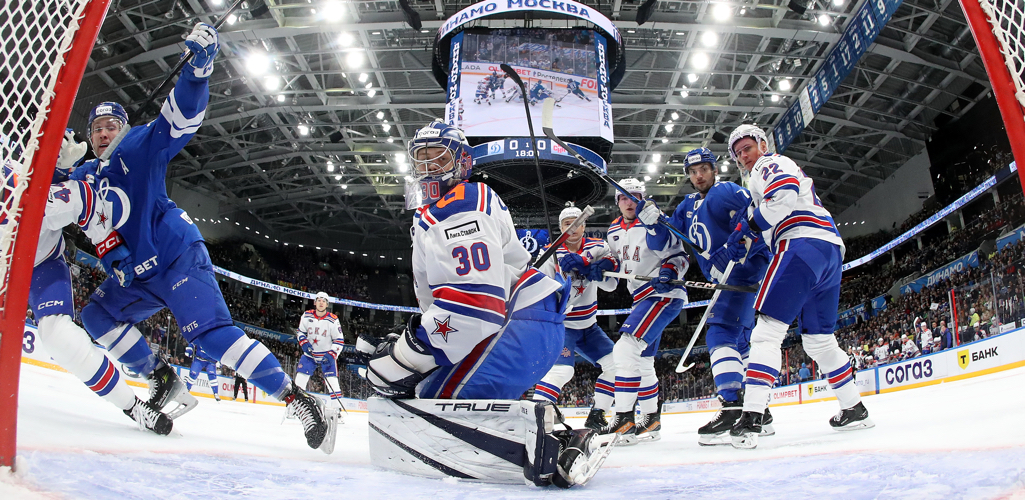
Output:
405,121,473,210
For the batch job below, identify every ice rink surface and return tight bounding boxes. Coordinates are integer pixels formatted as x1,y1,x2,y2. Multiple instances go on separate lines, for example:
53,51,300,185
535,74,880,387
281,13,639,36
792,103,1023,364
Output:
4,362,1025,499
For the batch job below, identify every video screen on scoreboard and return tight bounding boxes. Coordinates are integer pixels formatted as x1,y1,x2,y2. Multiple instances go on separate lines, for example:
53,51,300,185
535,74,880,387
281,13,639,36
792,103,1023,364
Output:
448,28,612,141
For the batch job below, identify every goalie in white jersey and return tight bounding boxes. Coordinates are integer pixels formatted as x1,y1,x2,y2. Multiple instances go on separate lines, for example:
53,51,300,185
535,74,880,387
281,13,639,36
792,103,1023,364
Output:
532,206,619,431
295,292,346,407
9,132,175,434
363,121,616,488
726,124,873,449
604,179,689,444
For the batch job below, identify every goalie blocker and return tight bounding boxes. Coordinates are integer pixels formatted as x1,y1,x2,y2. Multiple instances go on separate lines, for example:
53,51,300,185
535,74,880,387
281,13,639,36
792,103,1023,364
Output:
368,398,617,488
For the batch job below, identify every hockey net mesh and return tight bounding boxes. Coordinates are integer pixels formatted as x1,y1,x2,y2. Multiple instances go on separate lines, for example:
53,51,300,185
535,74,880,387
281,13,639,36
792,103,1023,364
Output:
977,0,1025,109
0,0,90,316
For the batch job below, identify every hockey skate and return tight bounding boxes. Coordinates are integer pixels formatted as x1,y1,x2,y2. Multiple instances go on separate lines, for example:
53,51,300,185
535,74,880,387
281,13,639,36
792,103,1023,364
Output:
584,407,608,431
551,429,619,488
147,359,198,420
604,411,638,446
729,411,763,449
125,397,173,435
283,384,337,454
829,402,874,431
761,407,776,436
635,402,662,442
698,395,742,446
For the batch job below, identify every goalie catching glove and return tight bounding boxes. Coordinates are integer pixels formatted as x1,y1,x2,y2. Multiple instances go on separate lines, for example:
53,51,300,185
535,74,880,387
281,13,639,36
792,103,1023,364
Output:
366,314,439,398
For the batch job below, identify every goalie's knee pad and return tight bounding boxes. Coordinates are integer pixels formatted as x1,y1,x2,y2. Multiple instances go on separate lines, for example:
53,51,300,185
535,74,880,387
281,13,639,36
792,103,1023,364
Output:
533,364,574,403
196,326,289,399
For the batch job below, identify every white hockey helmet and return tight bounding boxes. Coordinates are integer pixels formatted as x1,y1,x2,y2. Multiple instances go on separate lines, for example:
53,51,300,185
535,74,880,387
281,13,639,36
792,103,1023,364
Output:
315,291,330,302
727,124,769,162
615,178,645,203
559,205,582,222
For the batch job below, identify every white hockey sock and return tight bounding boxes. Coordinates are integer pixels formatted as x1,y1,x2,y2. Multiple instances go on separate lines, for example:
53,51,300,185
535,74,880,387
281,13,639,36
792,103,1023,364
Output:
532,364,573,404
613,336,645,412
294,371,311,391
743,315,787,414
37,315,135,410
327,376,343,400
638,356,659,414
803,334,862,409
592,354,615,412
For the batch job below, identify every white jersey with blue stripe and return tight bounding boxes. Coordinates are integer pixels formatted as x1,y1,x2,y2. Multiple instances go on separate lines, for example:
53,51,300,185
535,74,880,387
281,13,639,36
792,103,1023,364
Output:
411,181,562,365
607,216,689,304
747,153,845,257
296,310,345,356
536,237,618,329
39,179,115,266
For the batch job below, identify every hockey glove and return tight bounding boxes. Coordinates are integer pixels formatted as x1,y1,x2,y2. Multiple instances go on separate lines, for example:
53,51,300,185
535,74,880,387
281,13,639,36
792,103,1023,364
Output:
55,129,86,181
708,229,748,278
649,265,678,294
297,334,315,357
95,231,134,287
184,23,218,78
559,253,588,275
734,218,760,241
635,198,662,226
585,257,618,282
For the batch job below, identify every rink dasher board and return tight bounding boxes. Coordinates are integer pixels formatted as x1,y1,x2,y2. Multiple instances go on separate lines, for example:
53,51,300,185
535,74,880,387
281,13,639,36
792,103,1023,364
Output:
18,324,370,413
19,324,1025,416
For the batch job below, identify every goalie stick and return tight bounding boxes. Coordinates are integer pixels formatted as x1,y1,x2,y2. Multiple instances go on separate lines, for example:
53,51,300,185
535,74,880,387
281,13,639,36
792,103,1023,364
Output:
601,270,758,293
534,205,595,267
501,63,554,237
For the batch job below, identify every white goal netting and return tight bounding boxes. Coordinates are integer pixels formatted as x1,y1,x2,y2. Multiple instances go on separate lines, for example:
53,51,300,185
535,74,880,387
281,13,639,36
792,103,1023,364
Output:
977,0,1025,108
0,0,91,315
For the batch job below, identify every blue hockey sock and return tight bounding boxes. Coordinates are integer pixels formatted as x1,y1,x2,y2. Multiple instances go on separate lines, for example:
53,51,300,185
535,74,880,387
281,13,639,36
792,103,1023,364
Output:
94,323,157,376
195,326,290,399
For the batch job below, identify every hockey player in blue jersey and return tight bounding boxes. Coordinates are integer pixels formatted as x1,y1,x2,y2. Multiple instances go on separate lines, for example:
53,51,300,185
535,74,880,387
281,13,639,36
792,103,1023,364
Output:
70,23,335,453
640,148,774,445
528,80,554,105
6,133,172,435
566,79,590,101
726,124,873,449
362,121,616,487
185,343,221,401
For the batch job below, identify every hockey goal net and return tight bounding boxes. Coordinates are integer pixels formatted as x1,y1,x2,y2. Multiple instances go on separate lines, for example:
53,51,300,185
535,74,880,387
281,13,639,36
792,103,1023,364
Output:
959,0,1025,186
0,0,111,469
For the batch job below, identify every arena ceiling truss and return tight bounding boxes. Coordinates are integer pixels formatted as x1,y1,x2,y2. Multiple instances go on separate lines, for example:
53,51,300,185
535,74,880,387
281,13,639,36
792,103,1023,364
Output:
71,0,994,247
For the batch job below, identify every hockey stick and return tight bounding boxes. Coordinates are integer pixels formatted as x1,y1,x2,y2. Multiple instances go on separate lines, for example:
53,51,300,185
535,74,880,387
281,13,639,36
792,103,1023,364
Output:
534,205,595,267
601,270,758,293
675,260,736,373
320,371,349,416
501,63,554,238
540,98,709,260
134,0,253,123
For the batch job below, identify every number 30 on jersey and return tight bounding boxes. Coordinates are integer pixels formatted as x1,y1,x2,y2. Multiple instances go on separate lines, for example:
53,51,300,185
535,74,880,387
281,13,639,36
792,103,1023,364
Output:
452,242,491,275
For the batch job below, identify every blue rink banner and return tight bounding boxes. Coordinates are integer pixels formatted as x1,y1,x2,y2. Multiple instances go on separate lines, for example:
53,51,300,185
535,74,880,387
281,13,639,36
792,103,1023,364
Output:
997,223,1025,251
900,250,980,295
438,0,621,45
872,294,888,312
838,303,867,327
773,0,903,151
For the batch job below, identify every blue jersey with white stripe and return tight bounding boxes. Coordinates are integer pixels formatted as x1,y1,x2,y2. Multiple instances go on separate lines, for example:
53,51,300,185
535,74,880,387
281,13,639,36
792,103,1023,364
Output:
72,70,208,279
186,343,217,363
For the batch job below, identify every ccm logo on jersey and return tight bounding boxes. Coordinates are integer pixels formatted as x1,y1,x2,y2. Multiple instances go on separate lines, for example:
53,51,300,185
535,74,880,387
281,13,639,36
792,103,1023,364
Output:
134,256,158,275
172,277,188,290
445,220,481,241
38,300,64,309
434,402,512,412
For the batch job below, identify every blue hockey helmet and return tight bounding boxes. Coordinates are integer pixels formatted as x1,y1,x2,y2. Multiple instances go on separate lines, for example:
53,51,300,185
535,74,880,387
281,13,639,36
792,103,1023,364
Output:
87,102,129,131
405,121,472,209
683,147,717,174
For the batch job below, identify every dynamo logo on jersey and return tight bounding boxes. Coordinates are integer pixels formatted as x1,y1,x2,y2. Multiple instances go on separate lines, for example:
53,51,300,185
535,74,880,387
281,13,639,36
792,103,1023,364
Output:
487,141,503,155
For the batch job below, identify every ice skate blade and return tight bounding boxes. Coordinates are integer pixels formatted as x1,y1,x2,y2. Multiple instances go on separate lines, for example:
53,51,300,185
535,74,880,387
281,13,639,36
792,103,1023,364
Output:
635,431,661,442
568,433,619,486
319,401,339,455
730,432,759,449
165,392,199,420
759,423,776,436
832,417,874,431
613,433,638,446
698,432,731,446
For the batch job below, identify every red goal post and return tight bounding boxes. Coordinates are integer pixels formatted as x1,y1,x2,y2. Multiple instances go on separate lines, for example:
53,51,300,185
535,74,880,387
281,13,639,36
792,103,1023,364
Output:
959,0,1025,192
0,0,112,469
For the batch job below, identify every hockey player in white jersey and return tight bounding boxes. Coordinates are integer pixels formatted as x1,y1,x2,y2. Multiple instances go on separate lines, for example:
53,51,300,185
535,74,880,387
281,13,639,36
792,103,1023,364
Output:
727,124,873,449
532,206,619,431
363,121,616,488
11,132,174,434
604,179,689,444
295,292,346,415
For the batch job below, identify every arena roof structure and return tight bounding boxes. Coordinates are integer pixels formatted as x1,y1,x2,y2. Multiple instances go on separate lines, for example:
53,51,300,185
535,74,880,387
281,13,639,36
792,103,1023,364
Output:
70,0,996,248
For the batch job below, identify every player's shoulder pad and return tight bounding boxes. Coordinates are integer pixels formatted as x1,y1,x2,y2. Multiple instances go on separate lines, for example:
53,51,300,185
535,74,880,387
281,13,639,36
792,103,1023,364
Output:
582,236,605,248
607,216,623,233
329,312,338,320
422,182,496,227
303,309,317,316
